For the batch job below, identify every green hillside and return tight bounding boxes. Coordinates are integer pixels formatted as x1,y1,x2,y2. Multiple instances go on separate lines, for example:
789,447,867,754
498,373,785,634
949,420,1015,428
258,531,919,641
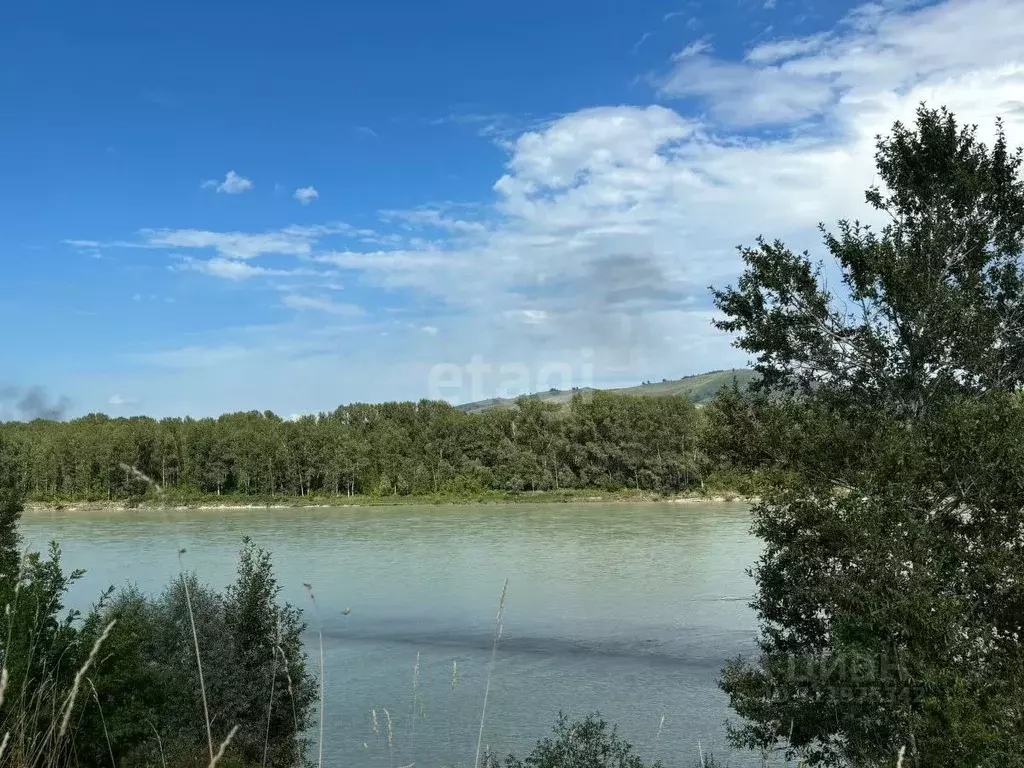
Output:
456,368,757,413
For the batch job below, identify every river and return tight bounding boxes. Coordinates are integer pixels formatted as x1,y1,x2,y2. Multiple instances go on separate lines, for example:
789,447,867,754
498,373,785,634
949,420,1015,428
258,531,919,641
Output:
21,501,762,767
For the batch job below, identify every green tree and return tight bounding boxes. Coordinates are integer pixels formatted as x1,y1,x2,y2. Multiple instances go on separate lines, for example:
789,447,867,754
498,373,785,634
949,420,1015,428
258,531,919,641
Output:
713,105,1024,767
223,537,316,767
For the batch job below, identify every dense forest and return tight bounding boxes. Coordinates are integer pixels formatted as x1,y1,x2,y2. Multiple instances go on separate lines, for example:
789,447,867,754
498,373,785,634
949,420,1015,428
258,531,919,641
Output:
0,390,757,502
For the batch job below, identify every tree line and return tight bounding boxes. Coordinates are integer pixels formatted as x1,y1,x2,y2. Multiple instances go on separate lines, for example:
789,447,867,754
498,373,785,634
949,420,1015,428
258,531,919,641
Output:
0,392,744,501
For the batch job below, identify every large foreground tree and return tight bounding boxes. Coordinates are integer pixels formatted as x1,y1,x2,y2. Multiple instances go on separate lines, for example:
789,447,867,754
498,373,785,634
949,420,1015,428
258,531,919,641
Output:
713,105,1024,767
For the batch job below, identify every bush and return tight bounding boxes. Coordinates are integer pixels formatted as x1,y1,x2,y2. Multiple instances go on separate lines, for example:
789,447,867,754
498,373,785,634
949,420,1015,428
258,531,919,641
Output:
0,488,316,768
483,713,662,768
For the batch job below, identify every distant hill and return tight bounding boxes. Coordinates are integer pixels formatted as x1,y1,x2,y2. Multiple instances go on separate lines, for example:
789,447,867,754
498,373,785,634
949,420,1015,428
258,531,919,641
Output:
456,368,758,413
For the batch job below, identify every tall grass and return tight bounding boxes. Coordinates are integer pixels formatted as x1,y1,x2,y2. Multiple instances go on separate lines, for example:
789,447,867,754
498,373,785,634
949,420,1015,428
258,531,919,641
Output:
178,548,214,763
302,582,325,768
474,578,508,768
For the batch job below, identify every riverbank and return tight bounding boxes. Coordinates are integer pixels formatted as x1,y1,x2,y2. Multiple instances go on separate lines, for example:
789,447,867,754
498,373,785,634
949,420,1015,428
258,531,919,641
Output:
24,487,758,513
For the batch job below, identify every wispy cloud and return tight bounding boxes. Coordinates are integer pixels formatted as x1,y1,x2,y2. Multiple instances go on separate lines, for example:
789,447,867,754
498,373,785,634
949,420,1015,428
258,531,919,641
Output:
355,125,378,138
672,37,713,60
294,186,319,205
379,205,487,234
281,294,365,316
128,224,352,259
632,31,654,54
108,394,139,406
201,170,253,194
176,257,329,281
429,111,557,144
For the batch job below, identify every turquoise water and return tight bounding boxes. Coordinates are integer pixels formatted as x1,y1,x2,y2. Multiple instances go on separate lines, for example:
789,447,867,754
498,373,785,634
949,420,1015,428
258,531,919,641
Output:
21,501,761,767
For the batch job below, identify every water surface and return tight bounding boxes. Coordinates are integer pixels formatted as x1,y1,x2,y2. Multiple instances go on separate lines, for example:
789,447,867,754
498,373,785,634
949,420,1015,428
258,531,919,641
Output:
22,502,761,767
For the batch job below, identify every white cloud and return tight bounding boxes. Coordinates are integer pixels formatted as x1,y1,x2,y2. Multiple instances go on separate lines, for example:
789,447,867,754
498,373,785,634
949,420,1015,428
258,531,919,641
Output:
379,205,487,233
70,0,1024,410
744,33,830,64
133,223,351,259
294,186,319,205
281,294,365,316
176,257,327,281
107,394,139,406
632,32,653,54
421,326,439,335
201,170,253,194
659,0,1024,127
672,38,713,60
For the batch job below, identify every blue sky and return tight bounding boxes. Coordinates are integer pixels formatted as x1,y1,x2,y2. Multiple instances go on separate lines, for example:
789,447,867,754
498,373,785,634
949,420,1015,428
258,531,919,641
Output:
2,0,1023,419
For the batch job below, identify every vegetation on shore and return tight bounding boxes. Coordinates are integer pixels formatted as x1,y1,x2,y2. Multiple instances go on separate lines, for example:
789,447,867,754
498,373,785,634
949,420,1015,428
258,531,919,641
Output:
0,387,772,507
0,489,317,768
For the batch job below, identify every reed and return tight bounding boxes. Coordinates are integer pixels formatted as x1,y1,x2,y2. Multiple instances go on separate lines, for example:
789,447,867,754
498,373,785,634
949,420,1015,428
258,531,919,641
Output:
474,579,508,768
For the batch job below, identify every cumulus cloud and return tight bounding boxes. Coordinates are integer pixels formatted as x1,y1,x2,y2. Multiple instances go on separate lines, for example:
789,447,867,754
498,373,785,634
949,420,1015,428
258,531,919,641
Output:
68,0,1024,407
201,170,253,194
294,186,319,205
659,0,1024,127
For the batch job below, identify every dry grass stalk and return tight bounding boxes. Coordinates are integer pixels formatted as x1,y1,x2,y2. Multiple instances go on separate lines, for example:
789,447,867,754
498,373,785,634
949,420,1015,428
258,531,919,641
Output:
88,678,116,768
276,644,303,768
474,578,508,768
209,724,240,768
261,622,282,768
58,619,115,739
384,707,395,768
178,549,214,763
409,651,421,759
303,582,325,768
147,719,168,768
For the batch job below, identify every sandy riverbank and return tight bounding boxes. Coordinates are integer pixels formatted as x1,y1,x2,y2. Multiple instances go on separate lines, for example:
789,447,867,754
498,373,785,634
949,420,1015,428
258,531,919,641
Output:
24,492,758,513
